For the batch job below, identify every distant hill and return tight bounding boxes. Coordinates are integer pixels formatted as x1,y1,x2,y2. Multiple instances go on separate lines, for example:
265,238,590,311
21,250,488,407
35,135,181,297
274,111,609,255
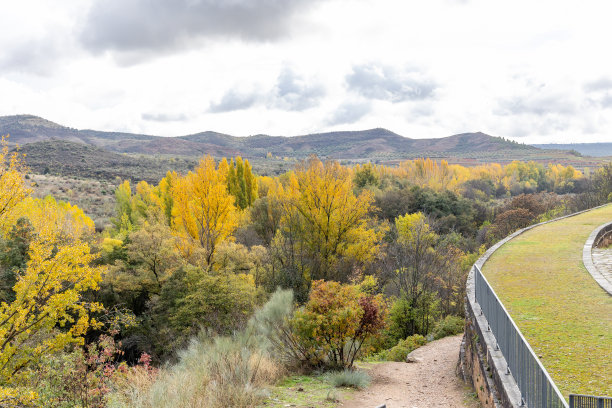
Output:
533,143,612,157
18,139,196,183
1,115,537,161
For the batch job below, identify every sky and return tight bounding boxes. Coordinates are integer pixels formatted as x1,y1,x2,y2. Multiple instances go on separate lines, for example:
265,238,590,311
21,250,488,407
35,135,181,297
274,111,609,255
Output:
1,0,612,143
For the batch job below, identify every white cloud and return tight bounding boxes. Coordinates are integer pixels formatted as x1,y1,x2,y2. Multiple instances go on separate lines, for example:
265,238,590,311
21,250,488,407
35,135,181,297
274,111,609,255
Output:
2,0,612,142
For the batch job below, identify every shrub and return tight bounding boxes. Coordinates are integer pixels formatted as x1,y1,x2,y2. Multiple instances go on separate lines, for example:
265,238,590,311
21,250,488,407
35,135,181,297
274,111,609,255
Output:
291,280,387,370
108,331,282,408
34,334,128,408
379,334,427,362
431,315,464,340
386,297,413,342
325,369,371,389
249,288,318,370
149,265,261,356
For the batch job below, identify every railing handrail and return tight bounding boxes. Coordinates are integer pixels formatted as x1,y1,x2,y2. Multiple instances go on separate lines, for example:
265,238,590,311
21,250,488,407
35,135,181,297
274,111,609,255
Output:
474,264,569,408
569,394,612,408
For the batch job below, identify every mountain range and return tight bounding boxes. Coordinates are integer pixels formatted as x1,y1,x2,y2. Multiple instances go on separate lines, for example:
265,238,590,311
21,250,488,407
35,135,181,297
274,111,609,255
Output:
1,114,536,160
0,114,608,182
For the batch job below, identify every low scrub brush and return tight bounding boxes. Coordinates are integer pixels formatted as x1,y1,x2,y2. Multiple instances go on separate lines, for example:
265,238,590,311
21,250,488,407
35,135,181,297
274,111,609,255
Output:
379,334,427,362
325,369,371,389
431,315,464,340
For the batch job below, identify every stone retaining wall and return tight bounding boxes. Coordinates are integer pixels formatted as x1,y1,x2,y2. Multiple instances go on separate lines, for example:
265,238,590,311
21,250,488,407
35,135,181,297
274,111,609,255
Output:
582,221,612,295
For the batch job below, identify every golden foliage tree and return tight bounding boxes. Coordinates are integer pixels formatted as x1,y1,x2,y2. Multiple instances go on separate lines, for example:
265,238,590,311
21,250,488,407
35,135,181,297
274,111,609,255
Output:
0,181,102,388
172,156,238,266
0,138,30,231
0,239,102,382
276,157,383,283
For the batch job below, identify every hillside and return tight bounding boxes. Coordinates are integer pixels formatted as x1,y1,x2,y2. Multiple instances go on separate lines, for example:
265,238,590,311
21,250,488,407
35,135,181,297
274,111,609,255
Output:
2,114,538,161
533,143,612,157
18,139,196,183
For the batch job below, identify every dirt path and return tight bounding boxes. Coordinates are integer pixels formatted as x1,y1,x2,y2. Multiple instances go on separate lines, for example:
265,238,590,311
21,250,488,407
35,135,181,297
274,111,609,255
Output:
340,335,478,408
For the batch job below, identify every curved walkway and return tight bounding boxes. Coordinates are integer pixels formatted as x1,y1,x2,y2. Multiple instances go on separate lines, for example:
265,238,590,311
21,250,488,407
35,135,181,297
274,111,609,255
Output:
591,248,612,292
481,205,612,398
342,335,478,408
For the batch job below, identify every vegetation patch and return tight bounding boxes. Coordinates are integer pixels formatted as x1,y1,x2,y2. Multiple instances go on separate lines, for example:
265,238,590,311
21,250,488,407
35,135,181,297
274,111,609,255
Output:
378,334,427,362
482,204,612,398
325,369,371,389
431,315,465,340
258,374,351,408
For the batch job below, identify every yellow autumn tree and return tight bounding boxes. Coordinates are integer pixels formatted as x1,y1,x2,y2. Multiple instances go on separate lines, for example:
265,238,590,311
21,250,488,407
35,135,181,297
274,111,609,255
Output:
0,137,30,232
0,196,102,394
172,155,237,266
277,157,383,283
0,239,102,382
0,141,103,398
4,196,95,241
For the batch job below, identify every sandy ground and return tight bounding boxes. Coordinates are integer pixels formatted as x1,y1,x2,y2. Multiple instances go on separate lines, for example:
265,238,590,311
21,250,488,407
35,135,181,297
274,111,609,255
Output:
340,335,478,408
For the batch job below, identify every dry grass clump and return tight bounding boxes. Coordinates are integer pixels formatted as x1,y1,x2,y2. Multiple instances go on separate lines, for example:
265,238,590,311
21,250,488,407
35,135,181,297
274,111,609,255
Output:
325,369,371,389
108,332,283,408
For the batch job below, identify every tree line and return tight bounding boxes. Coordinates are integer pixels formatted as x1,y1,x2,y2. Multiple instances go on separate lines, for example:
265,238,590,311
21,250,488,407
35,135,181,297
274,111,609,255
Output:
1,135,611,406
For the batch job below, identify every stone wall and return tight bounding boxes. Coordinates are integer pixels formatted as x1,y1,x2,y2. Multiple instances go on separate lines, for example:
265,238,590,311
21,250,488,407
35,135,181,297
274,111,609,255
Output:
582,221,612,295
457,313,500,408
593,222,612,247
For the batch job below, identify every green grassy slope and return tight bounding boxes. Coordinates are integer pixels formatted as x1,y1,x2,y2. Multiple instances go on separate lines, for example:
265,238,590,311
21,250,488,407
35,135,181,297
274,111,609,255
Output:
482,205,612,397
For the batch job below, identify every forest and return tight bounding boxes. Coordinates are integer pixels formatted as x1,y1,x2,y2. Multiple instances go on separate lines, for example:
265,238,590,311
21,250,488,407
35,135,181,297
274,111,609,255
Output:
1,136,611,407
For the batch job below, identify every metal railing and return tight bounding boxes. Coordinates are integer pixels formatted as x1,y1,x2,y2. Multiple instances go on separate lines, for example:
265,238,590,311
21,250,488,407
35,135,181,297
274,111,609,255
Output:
474,265,568,408
570,395,612,408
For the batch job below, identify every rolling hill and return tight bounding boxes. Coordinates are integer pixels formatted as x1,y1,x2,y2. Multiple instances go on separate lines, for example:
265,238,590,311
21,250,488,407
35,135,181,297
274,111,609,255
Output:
2,114,610,183
533,143,612,157
1,114,537,160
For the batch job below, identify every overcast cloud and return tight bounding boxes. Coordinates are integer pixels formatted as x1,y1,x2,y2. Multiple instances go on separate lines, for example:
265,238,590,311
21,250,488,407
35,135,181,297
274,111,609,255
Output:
142,112,189,122
272,68,326,111
327,101,372,126
2,0,612,142
209,89,261,113
346,64,436,102
81,0,323,55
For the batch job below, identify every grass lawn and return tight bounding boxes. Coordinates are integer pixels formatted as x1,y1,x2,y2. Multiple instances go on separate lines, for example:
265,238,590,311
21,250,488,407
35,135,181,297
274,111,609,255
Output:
482,204,612,398
257,374,355,408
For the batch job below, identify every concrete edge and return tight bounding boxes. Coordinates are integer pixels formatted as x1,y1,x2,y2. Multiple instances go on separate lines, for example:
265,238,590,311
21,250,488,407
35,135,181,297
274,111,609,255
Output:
467,270,522,407
465,203,611,407
582,222,612,295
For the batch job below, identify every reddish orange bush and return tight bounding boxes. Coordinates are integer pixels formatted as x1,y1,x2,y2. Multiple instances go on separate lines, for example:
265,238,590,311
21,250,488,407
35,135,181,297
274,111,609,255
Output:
291,280,387,369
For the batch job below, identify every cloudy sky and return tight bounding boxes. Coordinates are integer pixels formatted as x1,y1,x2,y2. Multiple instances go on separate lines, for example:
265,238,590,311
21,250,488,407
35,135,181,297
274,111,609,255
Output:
1,0,612,143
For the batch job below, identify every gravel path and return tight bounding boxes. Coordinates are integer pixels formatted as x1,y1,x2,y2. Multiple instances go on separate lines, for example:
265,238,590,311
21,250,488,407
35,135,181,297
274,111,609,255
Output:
341,335,478,408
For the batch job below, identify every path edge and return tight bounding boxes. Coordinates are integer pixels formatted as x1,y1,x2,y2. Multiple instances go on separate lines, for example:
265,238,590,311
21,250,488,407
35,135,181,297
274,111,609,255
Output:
582,222,612,295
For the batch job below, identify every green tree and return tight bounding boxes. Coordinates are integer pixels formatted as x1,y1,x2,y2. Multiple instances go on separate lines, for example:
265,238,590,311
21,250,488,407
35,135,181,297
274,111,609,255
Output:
354,163,379,188
149,265,260,354
389,212,441,335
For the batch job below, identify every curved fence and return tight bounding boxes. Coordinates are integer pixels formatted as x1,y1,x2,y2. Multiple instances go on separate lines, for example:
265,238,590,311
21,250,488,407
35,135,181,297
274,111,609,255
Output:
569,395,612,408
474,264,568,408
